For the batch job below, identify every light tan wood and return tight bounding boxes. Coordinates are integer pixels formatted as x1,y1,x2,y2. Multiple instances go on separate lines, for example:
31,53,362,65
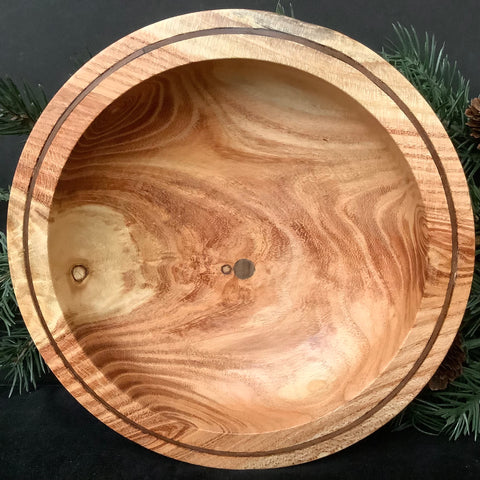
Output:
49,58,427,432
6,10,475,469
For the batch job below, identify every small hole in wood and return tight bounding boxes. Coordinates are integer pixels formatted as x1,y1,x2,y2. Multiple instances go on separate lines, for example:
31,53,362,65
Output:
221,264,232,275
71,264,88,283
233,259,255,280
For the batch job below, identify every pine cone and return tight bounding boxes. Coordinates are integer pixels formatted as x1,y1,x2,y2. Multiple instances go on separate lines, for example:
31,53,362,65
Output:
466,97,480,144
428,333,465,391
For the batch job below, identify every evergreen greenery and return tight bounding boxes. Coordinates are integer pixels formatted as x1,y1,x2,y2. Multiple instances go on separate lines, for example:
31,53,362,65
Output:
382,25,480,179
0,190,47,396
0,187,9,202
0,71,49,396
382,24,480,440
0,77,47,135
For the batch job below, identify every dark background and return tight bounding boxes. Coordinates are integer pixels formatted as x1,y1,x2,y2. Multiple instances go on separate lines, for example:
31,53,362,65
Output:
1,1,479,478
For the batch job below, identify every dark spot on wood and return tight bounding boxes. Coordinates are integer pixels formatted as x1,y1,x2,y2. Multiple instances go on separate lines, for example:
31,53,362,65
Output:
233,259,255,279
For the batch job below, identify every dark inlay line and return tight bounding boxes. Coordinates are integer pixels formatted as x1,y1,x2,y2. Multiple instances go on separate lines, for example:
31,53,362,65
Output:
22,26,459,457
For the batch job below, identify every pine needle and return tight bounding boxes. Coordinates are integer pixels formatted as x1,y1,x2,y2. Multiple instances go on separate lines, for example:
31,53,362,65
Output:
0,229,16,335
0,188,9,202
0,76,47,135
276,0,295,18
400,365,480,441
0,324,47,397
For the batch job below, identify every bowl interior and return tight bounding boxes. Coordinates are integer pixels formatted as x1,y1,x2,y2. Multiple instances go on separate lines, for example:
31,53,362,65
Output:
47,58,427,434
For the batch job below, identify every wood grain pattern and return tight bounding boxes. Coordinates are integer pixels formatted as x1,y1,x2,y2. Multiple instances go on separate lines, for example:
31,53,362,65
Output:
6,10,475,469
49,58,427,433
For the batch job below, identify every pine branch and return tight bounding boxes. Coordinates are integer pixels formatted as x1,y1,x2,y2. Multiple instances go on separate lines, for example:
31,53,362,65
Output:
395,364,480,441
382,24,480,178
1,191,48,395
0,229,47,396
0,323,47,397
0,66,77,396
0,230,16,335
0,187,9,202
0,76,47,135
384,25,480,439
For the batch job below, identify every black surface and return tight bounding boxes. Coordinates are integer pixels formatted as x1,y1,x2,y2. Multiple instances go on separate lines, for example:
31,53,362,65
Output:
1,383,480,480
1,1,480,478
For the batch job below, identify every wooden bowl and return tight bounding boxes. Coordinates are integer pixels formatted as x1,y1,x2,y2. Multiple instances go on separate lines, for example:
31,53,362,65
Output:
7,10,475,469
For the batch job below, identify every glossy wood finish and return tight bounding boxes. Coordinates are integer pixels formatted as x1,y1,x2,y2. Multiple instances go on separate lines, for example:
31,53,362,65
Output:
7,10,475,469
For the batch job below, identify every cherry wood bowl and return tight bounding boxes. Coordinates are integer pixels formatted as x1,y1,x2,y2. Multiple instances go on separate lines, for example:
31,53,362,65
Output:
7,10,475,469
